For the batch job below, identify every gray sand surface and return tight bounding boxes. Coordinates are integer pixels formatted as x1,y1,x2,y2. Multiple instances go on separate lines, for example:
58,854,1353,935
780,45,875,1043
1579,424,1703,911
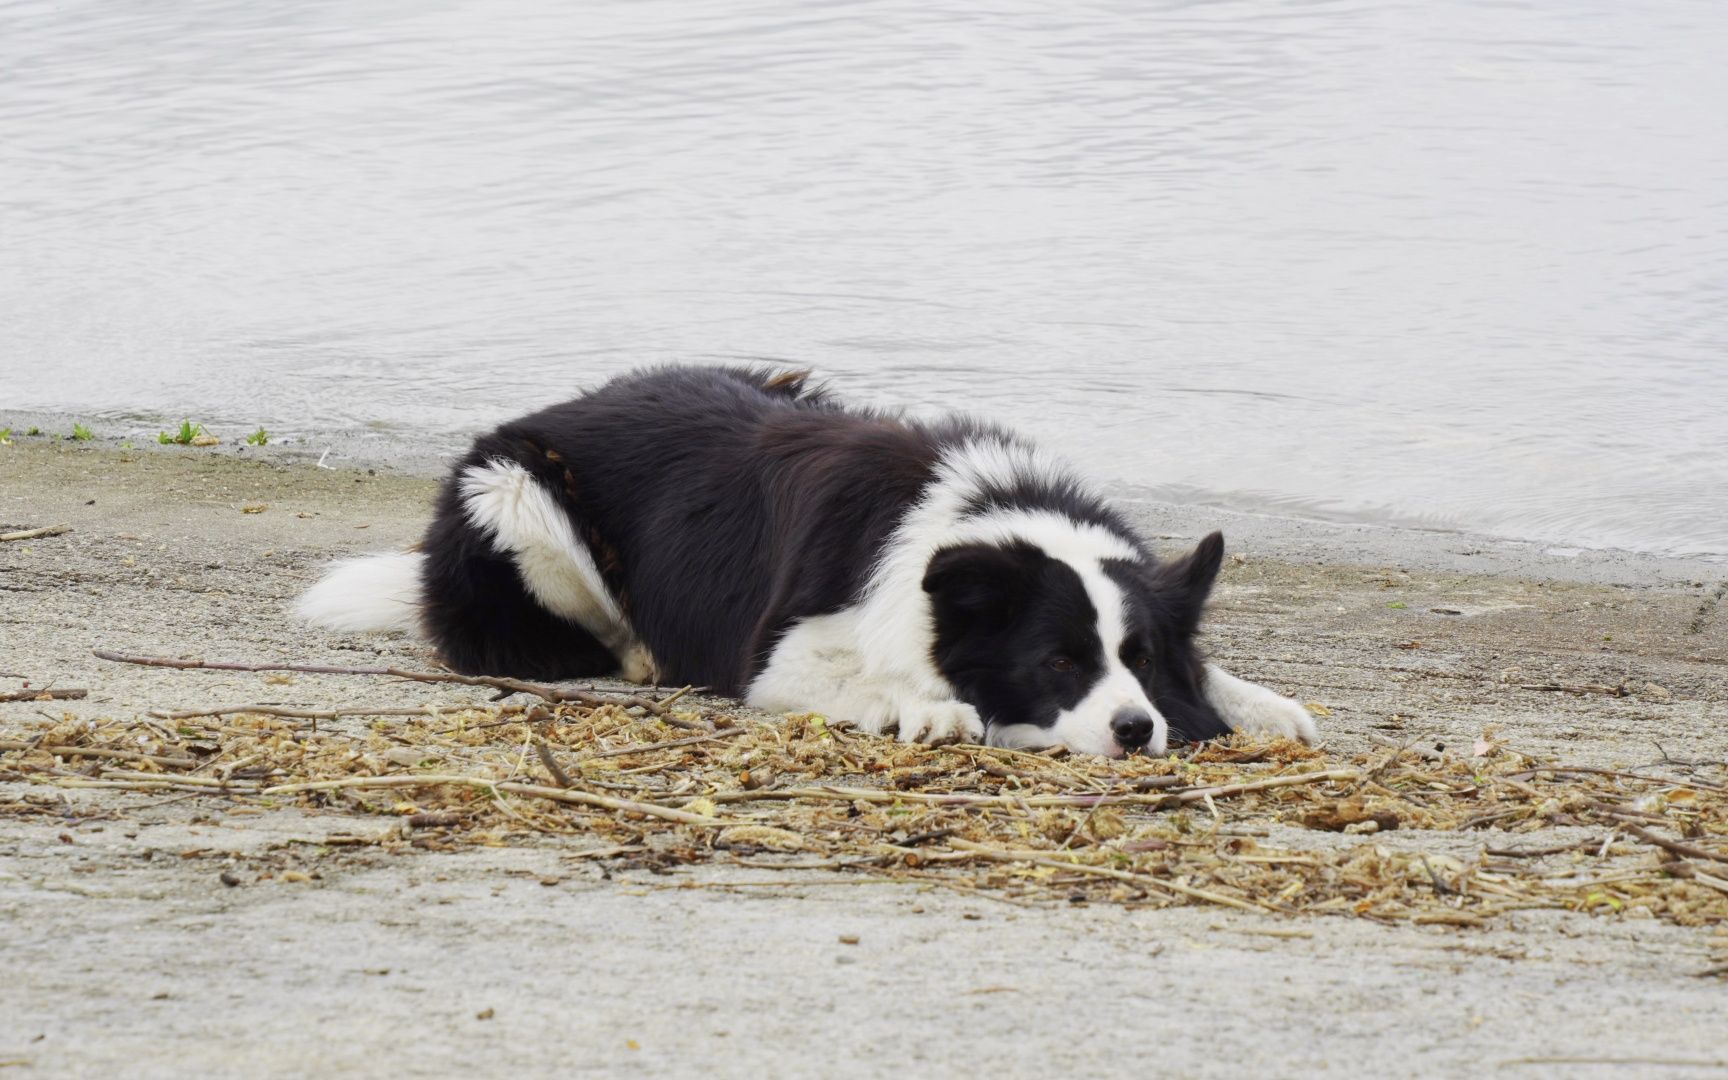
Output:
3,439,1725,1078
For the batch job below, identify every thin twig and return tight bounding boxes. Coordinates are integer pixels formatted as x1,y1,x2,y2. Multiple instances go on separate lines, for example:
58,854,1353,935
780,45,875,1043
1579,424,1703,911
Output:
1170,769,1361,803
53,778,259,794
1108,774,1187,792
92,648,665,715
689,786,1159,809
583,728,746,760
149,703,518,722
535,741,575,789
681,771,1355,811
0,524,69,542
1484,839,1605,858
1618,822,1728,866
656,685,700,709
1517,683,1629,697
258,774,736,826
1367,734,1443,762
896,827,955,847
0,687,88,702
101,769,253,788
0,739,196,769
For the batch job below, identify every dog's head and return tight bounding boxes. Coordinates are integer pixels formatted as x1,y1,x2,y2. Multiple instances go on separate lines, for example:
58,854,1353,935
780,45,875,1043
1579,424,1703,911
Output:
922,530,1229,757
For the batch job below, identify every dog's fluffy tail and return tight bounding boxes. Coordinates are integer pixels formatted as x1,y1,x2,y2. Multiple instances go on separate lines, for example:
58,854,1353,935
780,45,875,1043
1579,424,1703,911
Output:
295,552,425,633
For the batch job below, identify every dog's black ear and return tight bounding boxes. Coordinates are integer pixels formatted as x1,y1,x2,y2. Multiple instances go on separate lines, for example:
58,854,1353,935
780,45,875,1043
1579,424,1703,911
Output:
922,543,1034,623
1154,531,1225,631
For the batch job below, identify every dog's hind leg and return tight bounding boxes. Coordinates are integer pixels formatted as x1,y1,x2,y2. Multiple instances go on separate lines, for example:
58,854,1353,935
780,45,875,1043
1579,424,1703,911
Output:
1202,665,1319,744
419,456,656,682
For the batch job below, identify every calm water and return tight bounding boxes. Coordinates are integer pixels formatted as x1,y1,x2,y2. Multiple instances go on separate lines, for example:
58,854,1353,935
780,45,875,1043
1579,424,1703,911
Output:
3,0,1726,556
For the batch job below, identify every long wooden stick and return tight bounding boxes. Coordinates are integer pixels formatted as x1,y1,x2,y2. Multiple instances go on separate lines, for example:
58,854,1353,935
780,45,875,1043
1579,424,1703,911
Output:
0,687,88,702
0,739,195,769
689,785,1171,809
1170,769,1361,803
690,769,1355,810
1619,822,1728,866
148,703,521,722
92,649,666,715
102,769,250,788
583,728,746,760
53,778,258,794
0,524,68,542
258,773,735,826
1518,682,1629,697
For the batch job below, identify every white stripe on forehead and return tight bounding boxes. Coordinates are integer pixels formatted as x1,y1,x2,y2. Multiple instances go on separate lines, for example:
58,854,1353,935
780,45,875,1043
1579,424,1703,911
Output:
1065,548,1129,653
1038,531,1165,758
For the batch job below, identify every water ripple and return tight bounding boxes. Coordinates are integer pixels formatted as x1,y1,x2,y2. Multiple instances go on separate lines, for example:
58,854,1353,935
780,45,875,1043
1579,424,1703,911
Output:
2,0,1725,555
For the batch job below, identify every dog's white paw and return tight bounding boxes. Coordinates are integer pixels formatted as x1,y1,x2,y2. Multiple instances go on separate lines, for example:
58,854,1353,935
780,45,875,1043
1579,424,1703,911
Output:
894,700,984,745
1226,693,1319,744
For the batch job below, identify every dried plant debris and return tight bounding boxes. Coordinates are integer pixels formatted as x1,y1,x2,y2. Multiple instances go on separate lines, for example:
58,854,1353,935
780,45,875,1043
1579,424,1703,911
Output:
4,702,1726,926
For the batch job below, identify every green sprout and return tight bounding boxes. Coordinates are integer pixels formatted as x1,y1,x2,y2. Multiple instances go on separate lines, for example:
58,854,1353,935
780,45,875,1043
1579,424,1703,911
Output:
71,423,94,441
245,427,270,446
159,420,206,445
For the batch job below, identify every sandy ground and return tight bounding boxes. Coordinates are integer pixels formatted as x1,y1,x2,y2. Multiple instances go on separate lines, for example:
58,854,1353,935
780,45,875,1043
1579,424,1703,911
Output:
2,437,1726,1078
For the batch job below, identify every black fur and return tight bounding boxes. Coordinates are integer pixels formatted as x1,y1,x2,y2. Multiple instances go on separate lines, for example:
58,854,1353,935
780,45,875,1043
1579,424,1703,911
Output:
421,366,939,691
923,542,1104,723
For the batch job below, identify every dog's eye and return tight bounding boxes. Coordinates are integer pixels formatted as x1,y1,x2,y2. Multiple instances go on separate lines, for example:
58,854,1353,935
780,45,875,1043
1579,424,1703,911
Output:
1130,655,1151,671
1047,656,1076,673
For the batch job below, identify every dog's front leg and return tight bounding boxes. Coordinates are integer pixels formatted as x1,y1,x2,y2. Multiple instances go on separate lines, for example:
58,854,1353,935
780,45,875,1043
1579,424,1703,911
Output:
749,666,984,745
1202,664,1319,744
746,615,983,744
870,692,985,745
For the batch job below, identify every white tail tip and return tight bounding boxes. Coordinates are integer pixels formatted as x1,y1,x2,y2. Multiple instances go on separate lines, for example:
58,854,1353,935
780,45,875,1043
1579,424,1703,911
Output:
296,552,425,633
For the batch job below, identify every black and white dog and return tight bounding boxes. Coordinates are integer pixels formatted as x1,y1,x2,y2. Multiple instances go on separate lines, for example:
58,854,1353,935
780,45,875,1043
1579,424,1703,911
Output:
298,366,1318,757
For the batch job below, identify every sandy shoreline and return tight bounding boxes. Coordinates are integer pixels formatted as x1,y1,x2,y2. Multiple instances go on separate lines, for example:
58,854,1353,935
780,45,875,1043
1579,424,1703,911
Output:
3,439,1726,1078
8,412,1726,582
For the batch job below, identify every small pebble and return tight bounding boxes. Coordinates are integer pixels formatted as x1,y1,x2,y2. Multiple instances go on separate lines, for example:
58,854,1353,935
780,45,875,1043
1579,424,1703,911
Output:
219,870,242,887
838,934,859,945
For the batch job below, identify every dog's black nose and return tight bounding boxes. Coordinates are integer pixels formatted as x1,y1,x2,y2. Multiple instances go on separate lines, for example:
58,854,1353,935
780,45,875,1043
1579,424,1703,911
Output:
1111,708,1155,751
